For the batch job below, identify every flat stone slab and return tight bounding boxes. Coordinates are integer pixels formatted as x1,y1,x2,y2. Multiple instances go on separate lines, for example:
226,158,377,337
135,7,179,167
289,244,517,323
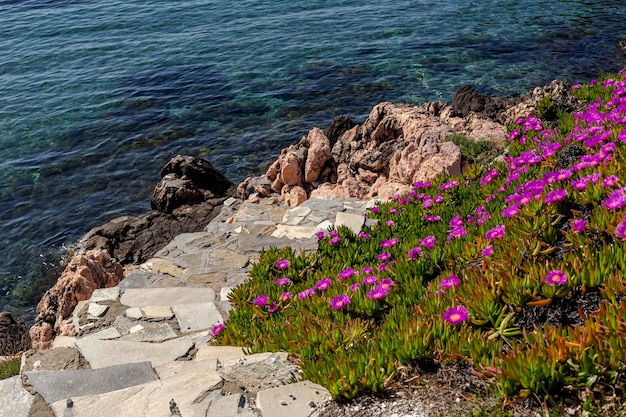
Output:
125,307,143,319
205,248,249,269
26,361,158,405
219,352,294,393
172,302,222,333
142,305,174,319
50,361,223,417
75,337,194,369
120,287,216,307
271,225,319,239
87,302,108,318
0,376,34,417
194,346,246,362
154,358,218,380
207,393,255,417
117,270,163,288
257,380,331,417
282,206,312,225
89,287,120,302
83,327,121,340
334,211,365,234
141,258,188,277
118,322,177,342
188,271,227,286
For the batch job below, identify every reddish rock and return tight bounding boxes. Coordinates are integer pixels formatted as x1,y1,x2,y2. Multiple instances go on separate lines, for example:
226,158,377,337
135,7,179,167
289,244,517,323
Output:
304,128,331,183
281,185,308,207
280,151,304,187
30,250,124,350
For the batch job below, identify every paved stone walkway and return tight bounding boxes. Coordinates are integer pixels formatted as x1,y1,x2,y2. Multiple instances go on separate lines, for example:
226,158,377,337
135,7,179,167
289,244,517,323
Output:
3,196,376,417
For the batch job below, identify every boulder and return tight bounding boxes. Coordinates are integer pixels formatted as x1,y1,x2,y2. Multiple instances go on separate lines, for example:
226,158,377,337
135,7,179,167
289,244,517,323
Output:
30,250,124,350
303,128,331,183
0,312,31,356
451,84,519,123
151,155,235,213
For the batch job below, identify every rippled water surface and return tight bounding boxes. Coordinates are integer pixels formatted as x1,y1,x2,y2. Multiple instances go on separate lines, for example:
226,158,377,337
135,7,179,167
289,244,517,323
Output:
1,0,625,318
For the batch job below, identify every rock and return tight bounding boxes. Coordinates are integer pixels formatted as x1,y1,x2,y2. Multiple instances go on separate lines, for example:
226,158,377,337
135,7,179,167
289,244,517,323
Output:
0,376,35,417
159,155,234,197
172,302,223,333
304,128,331,183
282,185,308,207
0,312,31,356
388,139,461,185
325,114,357,148
620,40,626,55
30,250,124,350
218,352,296,394
280,151,304,187
120,288,216,307
256,380,331,417
451,84,519,123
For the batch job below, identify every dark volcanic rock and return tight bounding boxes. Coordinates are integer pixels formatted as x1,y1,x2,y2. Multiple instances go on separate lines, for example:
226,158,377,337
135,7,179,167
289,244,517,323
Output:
451,85,520,124
325,114,357,148
0,312,31,355
151,155,235,213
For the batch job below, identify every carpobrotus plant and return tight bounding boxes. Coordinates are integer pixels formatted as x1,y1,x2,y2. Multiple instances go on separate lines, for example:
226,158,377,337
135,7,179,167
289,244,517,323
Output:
215,69,626,413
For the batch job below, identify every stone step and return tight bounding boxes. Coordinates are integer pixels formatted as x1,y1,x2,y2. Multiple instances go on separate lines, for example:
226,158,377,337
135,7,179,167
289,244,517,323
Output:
119,287,216,307
25,361,158,405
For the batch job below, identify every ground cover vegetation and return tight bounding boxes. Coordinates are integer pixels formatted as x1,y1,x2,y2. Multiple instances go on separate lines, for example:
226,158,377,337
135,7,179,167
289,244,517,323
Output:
217,69,626,414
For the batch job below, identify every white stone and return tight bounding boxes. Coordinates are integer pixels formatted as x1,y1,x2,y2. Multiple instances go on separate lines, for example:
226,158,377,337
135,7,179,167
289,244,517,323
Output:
271,225,319,239
257,380,331,417
220,287,233,302
172,302,222,333
194,346,246,362
52,336,76,349
129,324,144,333
89,287,120,302
125,307,143,319
154,358,218,380
0,376,35,417
87,303,108,318
83,327,121,340
282,206,312,225
142,305,174,319
316,220,334,232
224,197,237,207
120,287,215,307
334,212,365,235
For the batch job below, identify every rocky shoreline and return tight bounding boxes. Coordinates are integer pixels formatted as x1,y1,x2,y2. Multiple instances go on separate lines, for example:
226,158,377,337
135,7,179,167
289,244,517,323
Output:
1,79,586,416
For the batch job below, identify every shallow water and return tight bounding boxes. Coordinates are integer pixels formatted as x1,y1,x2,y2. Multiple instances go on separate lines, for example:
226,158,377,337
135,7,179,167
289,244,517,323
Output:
1,0,625,319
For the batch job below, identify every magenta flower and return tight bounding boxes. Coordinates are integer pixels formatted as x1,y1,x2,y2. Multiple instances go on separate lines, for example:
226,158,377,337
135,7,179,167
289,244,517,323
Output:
615,217,626,239
377,252,391,262
378,278,394,291
545,270,568,286
328,229,339,237
377,263,388,272
211,323,225,336
338,268,355,279
389,208,397,214
274,278,291,286
572,219,586,233
408,247,421,260
349,282,361,291
314,278,332,291
602,188,626,210
502,206,520,218
544,189,568,203
386,220,395,227
358,231,370,238
440,274,460,289
603,175,619,188
370,206,379,214
279,292,292,302
362,275,378,285
485,225,506,240
481,245,493,257
253,295,269,308
421,235,436,249
329,236,341,245
330,294,350,310
361,266,374,274
267,302,278,313
423,215,442,222
366,287,389,300
297,288,315,299
275,259,291,270
315,231,325,239
442,306,469,325
439,180,460,190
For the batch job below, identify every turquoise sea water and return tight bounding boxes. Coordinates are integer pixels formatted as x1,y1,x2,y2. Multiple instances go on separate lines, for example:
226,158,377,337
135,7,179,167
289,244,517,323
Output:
1,0,625,319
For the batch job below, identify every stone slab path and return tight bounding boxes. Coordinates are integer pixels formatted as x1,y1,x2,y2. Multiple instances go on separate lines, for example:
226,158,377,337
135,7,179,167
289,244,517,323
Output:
7,196,378,417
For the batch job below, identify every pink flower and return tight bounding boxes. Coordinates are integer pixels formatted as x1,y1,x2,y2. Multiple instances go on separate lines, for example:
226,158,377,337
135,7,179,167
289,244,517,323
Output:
442,306,469,325
377,252,391,262
211,323,225,336
545,270,568,286
297,288,315,299
275,259,291,270
253,295,269,307
502,206,520,218
481,245,493,257
366,287,389,300
572,219,586,233
329,236,341,245
485,225,506,240
338,268,355,279
362,275,378,285
378,278,394,291
358,231,370,238
544,189,568,203
315,231,325,239
330,294,350,310
615,217,626,239
267,302,278,313
408,247,421,260
361,266,374,274
279,292,292,302
370,206,379,214
421,235,436,249
440,274,460,289
602,188,626,210
349,282,361,291
386,220,395,227
380,238,398,248
314,278,332,291
603,175,619,188
274,278,291,285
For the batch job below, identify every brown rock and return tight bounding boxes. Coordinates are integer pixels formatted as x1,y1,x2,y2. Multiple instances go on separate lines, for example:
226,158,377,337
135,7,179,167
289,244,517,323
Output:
304,128,331,183
281,185,307,207
0,312,31,356
377,182,412,200
30,250,124,350
280,151,304,187
151,174,203,214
